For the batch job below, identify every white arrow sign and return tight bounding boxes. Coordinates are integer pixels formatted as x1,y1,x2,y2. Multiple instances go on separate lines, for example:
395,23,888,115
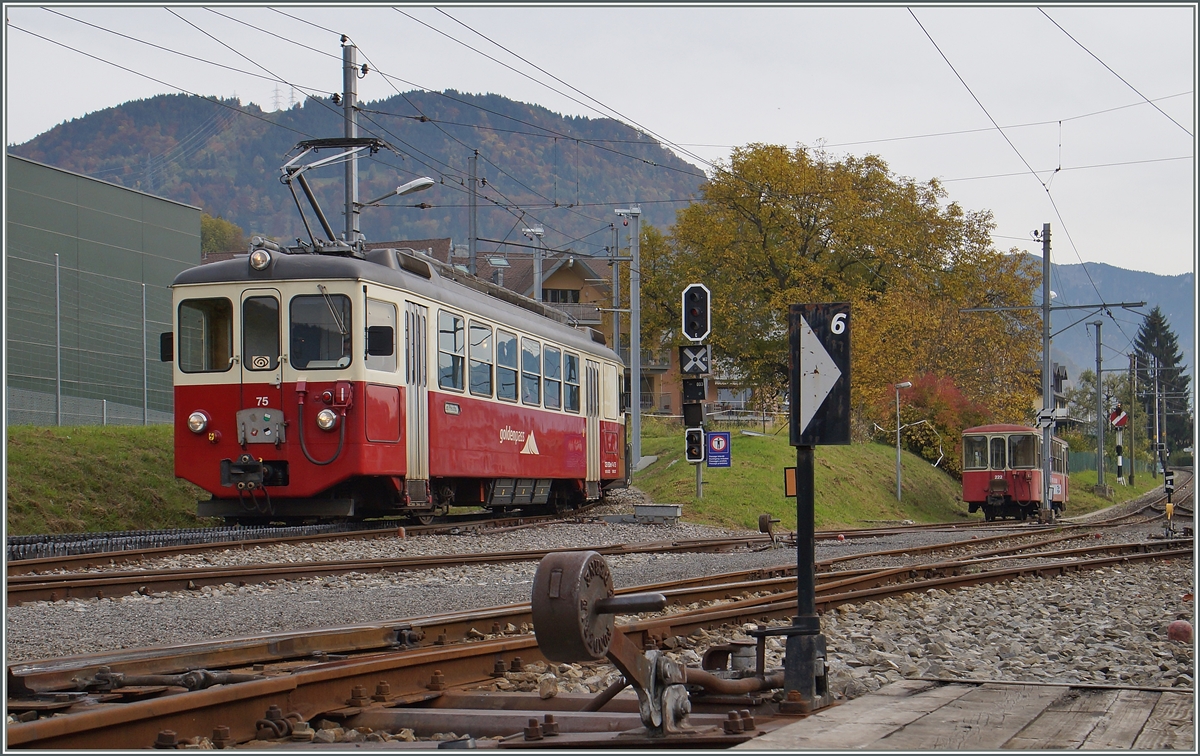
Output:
798,315,842,435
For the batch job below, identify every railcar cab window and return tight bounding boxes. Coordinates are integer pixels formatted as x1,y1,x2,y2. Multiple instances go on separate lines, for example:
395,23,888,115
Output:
989,437,1006,470
178,298,233,373
1008,434,1039,468
469,322,493,397
290,293,352,369
544,346,562,410
243,297,279,371
496,330,518,402
522,338,541,406
564,352,580,413
963,436,988,470
438,311,465,391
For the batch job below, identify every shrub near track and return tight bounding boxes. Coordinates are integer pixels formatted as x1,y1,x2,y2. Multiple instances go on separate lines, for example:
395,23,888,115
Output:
6,425,215,535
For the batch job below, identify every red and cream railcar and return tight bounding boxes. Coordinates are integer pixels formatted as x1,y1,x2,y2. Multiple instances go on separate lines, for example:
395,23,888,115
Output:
961,424,1069,521
166,243,627,523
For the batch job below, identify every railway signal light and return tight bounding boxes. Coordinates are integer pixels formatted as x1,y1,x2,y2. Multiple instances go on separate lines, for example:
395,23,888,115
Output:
685,427,705,463
681,284,710,342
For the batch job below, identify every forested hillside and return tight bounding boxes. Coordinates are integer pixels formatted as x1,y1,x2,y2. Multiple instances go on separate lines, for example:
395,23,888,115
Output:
9,90,705,256
1043,260,1193,378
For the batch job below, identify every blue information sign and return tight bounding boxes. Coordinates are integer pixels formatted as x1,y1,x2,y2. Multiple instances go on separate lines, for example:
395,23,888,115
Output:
706,431,731,468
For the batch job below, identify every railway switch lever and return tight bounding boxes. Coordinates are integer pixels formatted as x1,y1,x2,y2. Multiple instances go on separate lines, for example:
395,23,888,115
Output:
532,550,692,734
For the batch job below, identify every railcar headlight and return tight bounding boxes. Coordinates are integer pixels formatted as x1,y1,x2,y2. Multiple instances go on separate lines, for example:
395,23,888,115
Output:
316,408,339,431
249,249,272,270
187,411,210,434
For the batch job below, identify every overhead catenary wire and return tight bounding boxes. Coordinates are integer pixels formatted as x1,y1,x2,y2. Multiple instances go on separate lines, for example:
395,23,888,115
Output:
1039,9,1193,139
908,8,1135,349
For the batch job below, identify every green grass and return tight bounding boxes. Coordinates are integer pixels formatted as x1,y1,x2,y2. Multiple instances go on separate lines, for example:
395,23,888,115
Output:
635,418,1163,531
4,422,1166,536
6,425,217,535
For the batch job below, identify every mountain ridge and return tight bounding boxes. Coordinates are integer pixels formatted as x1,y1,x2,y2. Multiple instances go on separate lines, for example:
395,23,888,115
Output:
9,92,1192,385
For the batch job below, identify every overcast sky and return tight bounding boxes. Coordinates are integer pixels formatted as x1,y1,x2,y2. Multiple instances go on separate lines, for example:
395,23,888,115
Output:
5,3,1196,277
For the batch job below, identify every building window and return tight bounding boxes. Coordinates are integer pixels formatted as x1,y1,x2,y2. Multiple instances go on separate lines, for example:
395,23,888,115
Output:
543,288,580,304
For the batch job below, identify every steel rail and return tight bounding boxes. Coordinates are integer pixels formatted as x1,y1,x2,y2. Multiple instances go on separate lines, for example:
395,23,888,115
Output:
10,536,1189,695
6,535,776,606
7,544,1190,749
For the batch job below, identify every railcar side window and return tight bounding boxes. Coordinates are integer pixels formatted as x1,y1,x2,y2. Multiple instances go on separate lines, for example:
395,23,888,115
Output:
963,436,988,470
366,299,397,373
178,298,233,373
544,346,562,410
496,330,518,402
437,311,465,391
1051,441,1066,474
242,297,279,371
989,437,1006,470
564,352,580,413
522,338,541,406
1009,434,1038,468
290,294,351,369
469,322,493,397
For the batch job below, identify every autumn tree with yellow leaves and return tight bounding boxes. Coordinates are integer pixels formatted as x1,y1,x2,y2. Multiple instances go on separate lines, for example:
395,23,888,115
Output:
643,143,1041,441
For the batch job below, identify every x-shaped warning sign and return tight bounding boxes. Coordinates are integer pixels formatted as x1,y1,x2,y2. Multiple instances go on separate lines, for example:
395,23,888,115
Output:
679,344,711,374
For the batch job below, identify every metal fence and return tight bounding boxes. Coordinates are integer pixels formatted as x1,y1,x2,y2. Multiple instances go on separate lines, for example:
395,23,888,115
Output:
1067,450,1151,474
6,248,173,426
7,387,172,426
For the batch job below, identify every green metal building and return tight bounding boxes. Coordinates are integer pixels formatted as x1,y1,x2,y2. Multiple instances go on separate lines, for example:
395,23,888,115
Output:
5,154,201,425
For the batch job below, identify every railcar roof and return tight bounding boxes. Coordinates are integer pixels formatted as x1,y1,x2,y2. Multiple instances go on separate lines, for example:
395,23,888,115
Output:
962,424,1041,434
172,250,619,362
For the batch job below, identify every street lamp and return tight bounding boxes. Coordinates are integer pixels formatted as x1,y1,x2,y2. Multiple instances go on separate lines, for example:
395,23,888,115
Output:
359,176,435,208
894,381,912,501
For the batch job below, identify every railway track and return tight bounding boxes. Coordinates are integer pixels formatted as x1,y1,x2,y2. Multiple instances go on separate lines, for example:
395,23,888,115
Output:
7,533,1190,749
11,491,1189,607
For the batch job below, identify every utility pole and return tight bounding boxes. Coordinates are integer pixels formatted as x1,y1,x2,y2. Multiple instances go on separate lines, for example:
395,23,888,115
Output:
1092,320,1104,487
611,223,620,360
523,227,545,301
1153,355,1161,478
342,42,360,246
1039,223,1054,523
468,151,478,276
1129,353,1137,485
616,206,642,466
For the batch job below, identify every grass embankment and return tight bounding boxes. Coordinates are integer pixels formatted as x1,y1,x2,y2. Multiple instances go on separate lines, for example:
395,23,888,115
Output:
5,424,1165,536
633,418,1162,531
6,425,214,534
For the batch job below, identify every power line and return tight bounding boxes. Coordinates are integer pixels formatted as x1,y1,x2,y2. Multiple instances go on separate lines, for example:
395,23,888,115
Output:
6,22,312,138
1039,9,1193,139
908,9,1128,347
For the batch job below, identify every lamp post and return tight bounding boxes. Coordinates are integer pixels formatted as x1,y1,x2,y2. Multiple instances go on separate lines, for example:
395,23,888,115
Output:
894,381,912,501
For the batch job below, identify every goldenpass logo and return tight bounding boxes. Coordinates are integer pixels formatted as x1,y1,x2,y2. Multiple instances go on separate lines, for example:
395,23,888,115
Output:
499,426,527,444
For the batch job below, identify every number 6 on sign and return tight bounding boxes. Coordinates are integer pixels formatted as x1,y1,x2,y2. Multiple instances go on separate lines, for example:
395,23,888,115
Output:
789,303,851,446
